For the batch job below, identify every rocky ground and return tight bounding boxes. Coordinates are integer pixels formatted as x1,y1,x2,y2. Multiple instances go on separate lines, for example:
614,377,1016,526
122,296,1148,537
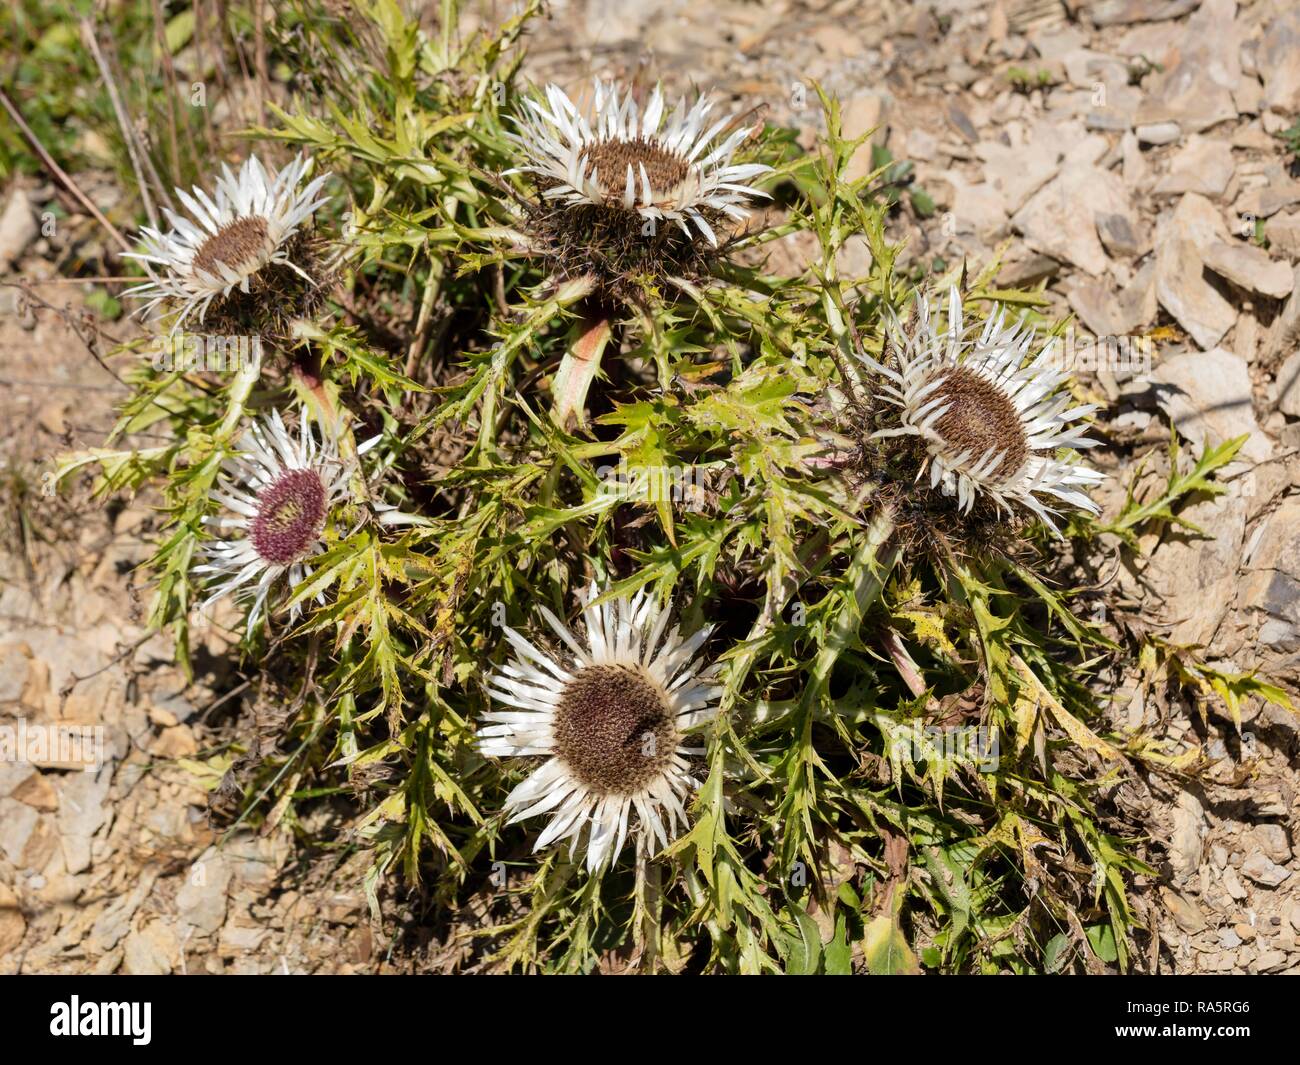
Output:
2,0,1299,973
0,272,382,973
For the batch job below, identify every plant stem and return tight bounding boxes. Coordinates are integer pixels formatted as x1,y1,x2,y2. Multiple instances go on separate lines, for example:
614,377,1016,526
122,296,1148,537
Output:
807,508,899,697
215,343,263,440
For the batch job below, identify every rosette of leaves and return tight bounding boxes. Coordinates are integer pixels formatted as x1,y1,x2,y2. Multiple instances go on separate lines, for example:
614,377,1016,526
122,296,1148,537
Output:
53,2,1291,974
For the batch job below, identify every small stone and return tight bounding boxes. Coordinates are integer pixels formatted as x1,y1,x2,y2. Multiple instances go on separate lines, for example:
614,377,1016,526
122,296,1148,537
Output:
1155,240,1237,349
1220,928,1241,948
1262,111,1291,135
1012,164,1134,276
87,905,134,955
1097,211,1146,258
175,849,232,936
1133,0,1241,134
9,772,57,812
904,128,938,163
1233,119,1275,150
0,798,38,867
945,101,978,144
1153,137,1236,199
1087,110,1131,132
1252,949,1288,974
122,921,176,975
1242,851,1291,887
947,173,1009,240
1241,498,1300,649
36,402,67,437
1256,791,1291,818
978,138,1060,215
1091,0,1201,26
1253,824,1292,864
1063,134,1109,170
1167,192,1232,253
1122,130,1150,188
1153,347,1270,463
945,60,980,90
1264,270,1300,364
1136,121,1181,145
148,706,179,728
1162,888,1207,933
1266,212,1300,259
1233,921,1256,942
218,919,269,958
809,23,858,60
151,691,198,724
151,725,197,759
1222,865,1249,900
1059,48,1124,89
1169,790,1206,876
1234,77,1263,117
1068,277,1127,336
1258,9,1300,114
0,189,37,272
57,769,111,876
1151,194,1239,348
0,764,33,802
0,882,24,956
0,643,31,704
1202,241,1295,298
1235,309,1262,363
842,94,890,183
996,253,1060,288
1237,167,1300,220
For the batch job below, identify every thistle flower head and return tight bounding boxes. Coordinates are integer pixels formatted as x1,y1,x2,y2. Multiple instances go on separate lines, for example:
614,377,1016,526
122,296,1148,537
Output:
122,153,329,334
480,584,722,872
505,80,771,294
859,287,1103,535
193,410,351,637
508,80,771,244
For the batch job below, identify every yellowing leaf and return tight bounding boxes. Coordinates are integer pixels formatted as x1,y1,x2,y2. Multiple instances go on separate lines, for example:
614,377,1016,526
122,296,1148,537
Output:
863,916,922,975
1013,655,1122,762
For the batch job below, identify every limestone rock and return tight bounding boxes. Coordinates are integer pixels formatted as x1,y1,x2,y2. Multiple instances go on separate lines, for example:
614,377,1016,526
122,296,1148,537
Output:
1133,0,1241,133
1152,347,1270,462
1012,164,1134,276
175,848,233,936
0,883,24,956
1277,349,1300,417
0,189,37,272
122,920,177,975
1242,851,1291,887
1263,267,1300,364
1202,241,1295,298
1259,8,1300,114
1153,136,1235,199
1155,238,1237,348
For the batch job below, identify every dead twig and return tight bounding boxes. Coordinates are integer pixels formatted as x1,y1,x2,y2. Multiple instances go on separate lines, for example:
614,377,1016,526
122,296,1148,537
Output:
80,18,162,229
0,88,133,254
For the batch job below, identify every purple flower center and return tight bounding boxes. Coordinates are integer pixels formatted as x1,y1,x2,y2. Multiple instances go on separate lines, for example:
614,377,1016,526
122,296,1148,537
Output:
250,468,327,565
